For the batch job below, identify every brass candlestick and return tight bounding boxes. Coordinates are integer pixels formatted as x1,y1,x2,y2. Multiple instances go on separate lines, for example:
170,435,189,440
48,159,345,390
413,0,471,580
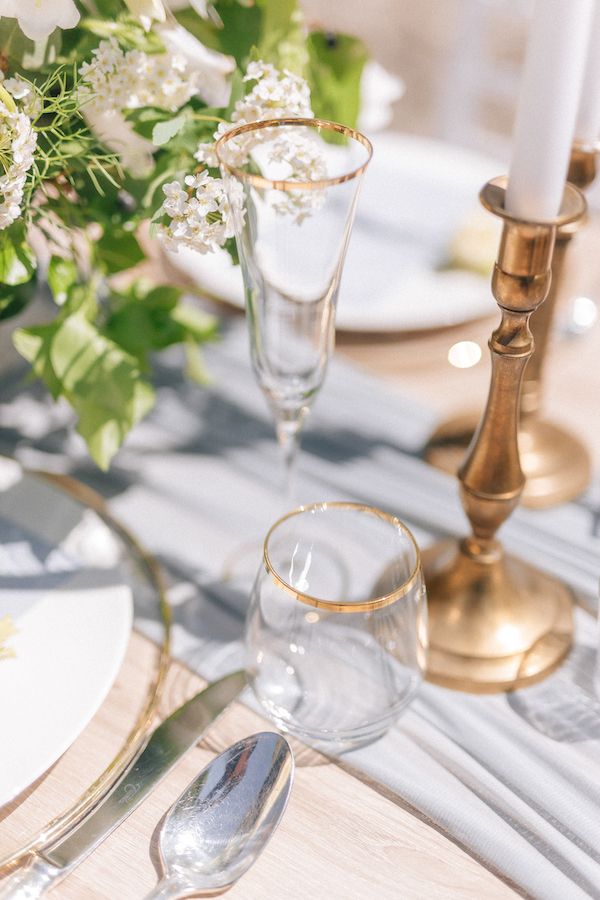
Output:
423,176,586,693
426,143,594,509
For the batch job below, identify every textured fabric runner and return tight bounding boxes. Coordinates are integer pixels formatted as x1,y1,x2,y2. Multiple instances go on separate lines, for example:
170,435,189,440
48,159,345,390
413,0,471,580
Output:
1,318,599,899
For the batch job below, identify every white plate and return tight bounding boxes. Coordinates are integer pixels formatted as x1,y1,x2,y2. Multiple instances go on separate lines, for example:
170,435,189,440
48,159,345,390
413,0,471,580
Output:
168,132,503,332
0,465,133,807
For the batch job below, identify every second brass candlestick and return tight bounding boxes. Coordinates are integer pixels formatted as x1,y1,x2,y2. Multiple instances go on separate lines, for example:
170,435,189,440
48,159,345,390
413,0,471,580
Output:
424,177,585,693
426,143,594,508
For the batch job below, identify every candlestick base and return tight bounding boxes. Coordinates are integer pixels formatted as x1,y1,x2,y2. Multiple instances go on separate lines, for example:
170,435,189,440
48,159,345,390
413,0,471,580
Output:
424,414,591,508
423,540,574,693
518,418,591,507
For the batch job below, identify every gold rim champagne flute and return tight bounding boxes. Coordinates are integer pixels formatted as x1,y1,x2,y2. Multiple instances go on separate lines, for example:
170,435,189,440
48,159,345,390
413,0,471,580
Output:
216,118,372,501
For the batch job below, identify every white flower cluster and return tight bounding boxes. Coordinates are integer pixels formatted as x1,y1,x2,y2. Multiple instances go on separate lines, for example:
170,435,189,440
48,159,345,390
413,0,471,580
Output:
157,171,244,255
195,60,313,168
268,132,327,224
79,38,198,114
0,94,37,231
159,60,325,255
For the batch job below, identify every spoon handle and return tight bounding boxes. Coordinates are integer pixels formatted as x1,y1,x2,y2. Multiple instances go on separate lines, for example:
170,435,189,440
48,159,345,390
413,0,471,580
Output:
142,878,183,900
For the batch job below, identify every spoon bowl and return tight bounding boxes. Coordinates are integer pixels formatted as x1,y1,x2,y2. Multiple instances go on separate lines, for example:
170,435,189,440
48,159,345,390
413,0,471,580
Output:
145,732,294,899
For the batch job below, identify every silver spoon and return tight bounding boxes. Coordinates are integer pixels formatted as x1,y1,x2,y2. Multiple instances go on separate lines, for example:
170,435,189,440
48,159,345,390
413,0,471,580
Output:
143,732,294,899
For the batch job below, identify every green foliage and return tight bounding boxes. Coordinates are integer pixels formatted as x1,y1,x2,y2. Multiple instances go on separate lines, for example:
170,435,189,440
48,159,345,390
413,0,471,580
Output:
96,227,144,274
0,0,370,466
307,32,368,132
0,279,37,321
0,224,36,286
175,0,306,73
47,256,78,303
104,284,218,369
0,19,62,71
14,312,155,469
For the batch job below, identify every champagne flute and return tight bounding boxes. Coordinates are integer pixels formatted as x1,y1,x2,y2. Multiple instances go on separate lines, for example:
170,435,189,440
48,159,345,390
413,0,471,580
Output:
216,118,372,501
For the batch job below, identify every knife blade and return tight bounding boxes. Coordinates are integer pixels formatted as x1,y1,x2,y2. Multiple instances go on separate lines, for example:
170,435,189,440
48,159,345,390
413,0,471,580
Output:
0,670,246,899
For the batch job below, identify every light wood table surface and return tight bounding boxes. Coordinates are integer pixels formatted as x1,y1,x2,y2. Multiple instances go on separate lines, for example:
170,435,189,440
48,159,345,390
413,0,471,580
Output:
3,217,599,900
1,634,518,900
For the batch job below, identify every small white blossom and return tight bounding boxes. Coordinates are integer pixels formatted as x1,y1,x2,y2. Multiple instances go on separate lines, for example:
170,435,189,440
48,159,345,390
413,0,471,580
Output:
123,0,166,31
233,61,312,125
158,173,244,255
79,38,199,116
157,24,234,108
0,0,79,40
268,132,327,223
0,99,36,231
197,60,315,171
2,77,42,121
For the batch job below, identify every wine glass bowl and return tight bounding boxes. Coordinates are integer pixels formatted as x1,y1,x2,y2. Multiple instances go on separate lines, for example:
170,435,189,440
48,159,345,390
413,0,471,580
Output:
245,502,428,751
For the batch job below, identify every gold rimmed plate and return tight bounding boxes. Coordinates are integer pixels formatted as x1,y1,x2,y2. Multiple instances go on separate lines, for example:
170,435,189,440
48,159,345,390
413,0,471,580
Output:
0,460,170,869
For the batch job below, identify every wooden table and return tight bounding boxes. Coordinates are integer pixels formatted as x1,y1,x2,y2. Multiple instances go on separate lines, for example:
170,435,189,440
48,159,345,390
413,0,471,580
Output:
3,220,599,900
2,635,518,900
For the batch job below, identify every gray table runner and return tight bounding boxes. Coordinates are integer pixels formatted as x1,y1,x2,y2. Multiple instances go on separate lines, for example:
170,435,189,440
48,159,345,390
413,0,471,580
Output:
1,318,599,899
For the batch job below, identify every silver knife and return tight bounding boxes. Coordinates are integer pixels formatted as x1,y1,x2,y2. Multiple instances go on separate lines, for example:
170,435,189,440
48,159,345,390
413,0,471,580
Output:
0,670,246,899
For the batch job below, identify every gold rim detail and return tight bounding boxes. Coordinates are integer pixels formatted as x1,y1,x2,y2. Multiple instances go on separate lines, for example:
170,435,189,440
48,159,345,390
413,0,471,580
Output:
215,117,373,192
263,501,421,613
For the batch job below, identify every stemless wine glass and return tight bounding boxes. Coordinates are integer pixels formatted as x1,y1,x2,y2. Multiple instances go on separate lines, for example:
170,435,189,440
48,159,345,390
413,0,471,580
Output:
216,118,372,501
245,502,428,751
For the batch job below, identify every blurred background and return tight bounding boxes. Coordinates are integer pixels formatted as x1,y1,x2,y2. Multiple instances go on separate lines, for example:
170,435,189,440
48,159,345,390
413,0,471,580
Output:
301,0,532,162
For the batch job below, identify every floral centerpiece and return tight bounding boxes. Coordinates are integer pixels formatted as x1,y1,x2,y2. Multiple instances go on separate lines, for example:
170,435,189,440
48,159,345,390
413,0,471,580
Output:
0,0,369,467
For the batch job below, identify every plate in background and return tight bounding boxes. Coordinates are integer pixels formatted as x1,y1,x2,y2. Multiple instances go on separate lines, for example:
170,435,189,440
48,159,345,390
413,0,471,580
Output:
167,131,502,332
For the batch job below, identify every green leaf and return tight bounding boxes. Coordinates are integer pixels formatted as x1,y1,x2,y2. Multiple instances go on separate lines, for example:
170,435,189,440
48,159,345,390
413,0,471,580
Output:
0,224,36,287
170,301,219,341
104,285,217,369
97,228,144,274
152,113,189,147
47,257,78,305
175,0,306,72
307,31,368,132
127,106,174,141
14,314,155,470
184,339,212,385
0,279,37,322
0,19,30,66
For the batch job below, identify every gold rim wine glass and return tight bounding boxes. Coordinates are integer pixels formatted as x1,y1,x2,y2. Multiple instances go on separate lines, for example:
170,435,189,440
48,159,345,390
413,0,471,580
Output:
245,502,428,751
216,118,373,502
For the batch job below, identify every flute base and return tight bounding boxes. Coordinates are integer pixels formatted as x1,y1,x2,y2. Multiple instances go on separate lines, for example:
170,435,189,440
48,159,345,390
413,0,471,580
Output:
422,539,574,693
424,414,591,509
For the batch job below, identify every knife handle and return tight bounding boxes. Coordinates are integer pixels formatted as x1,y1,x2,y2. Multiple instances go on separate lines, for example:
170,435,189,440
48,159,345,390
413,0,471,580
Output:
0,856,63,899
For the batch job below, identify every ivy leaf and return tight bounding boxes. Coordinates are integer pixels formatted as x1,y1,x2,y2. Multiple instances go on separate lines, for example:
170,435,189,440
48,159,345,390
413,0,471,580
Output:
307,31,368,134
104,285,218,369
47,257,78,305
152,113,189,147
97,227,144,274
14,314,155,470
0,279,37,322
127,106,174,141
0,224,36,286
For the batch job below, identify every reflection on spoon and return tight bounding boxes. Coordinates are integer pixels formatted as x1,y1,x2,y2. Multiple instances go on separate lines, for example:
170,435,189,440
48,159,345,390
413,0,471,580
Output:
144,732,294,899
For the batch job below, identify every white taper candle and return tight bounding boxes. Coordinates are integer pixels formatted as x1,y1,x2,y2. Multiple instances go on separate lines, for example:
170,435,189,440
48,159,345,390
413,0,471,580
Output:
574,0,600,144
506,0,593,220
